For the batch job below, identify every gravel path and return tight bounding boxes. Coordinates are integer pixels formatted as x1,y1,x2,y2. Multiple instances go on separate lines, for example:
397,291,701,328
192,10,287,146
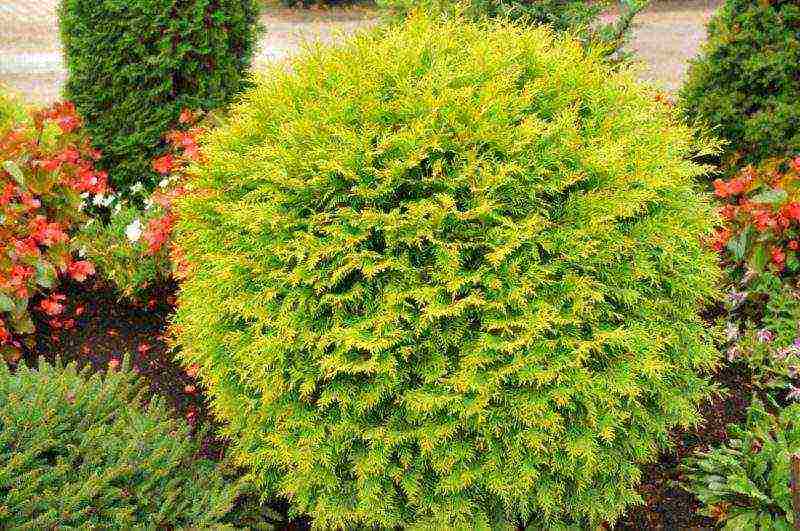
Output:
1,1,719,104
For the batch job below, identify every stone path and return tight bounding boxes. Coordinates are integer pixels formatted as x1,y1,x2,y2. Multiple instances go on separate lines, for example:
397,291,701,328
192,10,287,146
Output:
1,1,719,104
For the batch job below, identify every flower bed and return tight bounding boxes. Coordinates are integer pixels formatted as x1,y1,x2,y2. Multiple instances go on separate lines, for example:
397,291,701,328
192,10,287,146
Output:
4,1,800,527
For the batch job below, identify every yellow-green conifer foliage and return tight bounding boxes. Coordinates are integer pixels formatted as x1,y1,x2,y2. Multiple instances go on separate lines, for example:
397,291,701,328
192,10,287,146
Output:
174,15,721,528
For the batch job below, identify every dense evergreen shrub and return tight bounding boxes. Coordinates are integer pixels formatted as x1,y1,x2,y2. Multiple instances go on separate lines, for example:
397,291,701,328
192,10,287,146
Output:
381,0,604,29
58,0,260,194
682,400,800,529
0,358,244,528
174,15,722,528
680,0,800,168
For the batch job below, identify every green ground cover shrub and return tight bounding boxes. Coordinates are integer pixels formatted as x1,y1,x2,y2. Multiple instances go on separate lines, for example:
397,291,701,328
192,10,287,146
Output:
0,357,247,528
58,0,260,195
683,400,800,529
681,0,800,169
174,14,721,528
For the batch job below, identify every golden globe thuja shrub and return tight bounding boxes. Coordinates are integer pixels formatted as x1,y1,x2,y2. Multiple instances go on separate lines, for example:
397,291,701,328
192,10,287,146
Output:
173,14,722,529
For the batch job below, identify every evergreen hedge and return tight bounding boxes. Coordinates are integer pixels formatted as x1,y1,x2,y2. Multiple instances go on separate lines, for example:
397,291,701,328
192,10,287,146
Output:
58,0,260,194
174,15,721,528
0,358,244,528
680,0,800,168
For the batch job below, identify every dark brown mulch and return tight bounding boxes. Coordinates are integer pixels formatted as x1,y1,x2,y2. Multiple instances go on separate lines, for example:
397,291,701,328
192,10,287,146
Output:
19,278,220,451
614,364,752,530
15,278,753,530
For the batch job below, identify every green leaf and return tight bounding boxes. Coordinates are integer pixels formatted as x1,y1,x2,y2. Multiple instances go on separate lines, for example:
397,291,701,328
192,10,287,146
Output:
750,188,788,205
34,261,56,289
787,254,799,272
9,314,34,334
2,160,24,186
723,512,759,531
0,294,14,313
750,244,768,272
727,226,750,262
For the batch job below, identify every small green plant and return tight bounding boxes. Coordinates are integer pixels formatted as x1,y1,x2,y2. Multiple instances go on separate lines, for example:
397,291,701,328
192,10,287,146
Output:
681,0,800,169
0,357,247,528
58,0,260,195
76,204,172,297
682,400,800,530
720,274,800,397
174,14,721,528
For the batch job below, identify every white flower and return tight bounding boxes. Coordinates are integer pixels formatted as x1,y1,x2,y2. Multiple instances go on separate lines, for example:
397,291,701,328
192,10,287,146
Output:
130,182,144,194
113,202,122,215
725,322,739,341
726,345,741,362
92,193,115,207
159,178,170,188
78,246,87,258
125,218,143,242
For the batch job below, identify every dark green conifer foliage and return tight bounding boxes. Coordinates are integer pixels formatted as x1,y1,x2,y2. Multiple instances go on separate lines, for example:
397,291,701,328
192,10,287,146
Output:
58,0,260,193
681,0,800,168
174,15,722,528
0,358,244,528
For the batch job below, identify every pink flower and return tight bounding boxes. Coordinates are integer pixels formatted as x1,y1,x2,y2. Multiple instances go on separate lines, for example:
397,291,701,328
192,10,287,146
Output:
57,115,80,134
68,260,95,282
39,293,65,316
152,154,174,175
757,329,775,343
29,216,68,246
0,321,10,344
179,108,195,125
